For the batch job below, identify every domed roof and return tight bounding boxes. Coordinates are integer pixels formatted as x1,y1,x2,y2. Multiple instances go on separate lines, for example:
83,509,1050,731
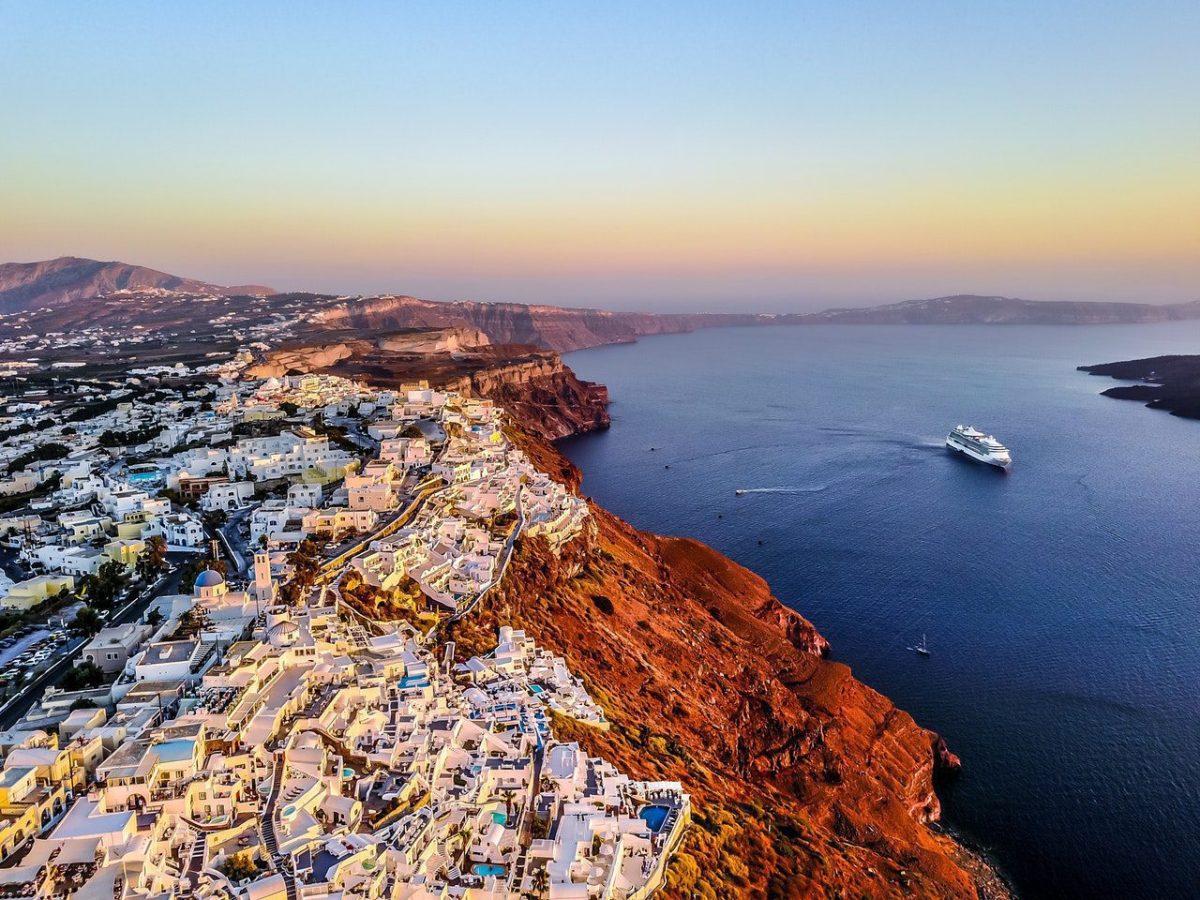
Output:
194,569,226,589
268,620,299,637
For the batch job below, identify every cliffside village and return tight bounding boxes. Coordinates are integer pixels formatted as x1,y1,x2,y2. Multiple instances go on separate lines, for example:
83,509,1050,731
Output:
0,366,688,900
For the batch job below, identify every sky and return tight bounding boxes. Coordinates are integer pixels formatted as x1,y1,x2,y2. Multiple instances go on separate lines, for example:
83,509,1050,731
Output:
1,1,1197,312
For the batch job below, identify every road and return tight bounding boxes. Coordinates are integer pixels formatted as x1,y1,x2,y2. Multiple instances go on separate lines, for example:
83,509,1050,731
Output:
316,477,445,584
214,507,252,577
325,416,380,453
0,545,32,584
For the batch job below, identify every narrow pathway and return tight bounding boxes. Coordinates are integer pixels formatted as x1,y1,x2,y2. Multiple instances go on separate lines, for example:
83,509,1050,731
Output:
260,755,298,900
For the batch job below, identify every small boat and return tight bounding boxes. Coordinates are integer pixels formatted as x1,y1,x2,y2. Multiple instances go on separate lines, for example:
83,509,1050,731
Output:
735,489,746,496
907,634,931,657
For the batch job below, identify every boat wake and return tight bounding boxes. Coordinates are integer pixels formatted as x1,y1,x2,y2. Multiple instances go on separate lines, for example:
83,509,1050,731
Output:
819,426,945,451
734,486,827,495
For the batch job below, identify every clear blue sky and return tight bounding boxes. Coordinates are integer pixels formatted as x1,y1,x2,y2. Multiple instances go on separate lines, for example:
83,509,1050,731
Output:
1,1,1197,310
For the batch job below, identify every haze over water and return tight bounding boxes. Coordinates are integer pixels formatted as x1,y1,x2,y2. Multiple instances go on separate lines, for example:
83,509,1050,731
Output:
560,324,1200,899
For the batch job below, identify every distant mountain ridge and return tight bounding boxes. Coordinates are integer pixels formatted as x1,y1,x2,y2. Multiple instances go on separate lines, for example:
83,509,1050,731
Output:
3,257,1198,351
791,294,1200,325
0,256,273,312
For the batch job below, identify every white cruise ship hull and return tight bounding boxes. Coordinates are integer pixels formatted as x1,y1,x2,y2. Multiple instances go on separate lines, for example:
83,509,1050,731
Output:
946,437,1010,469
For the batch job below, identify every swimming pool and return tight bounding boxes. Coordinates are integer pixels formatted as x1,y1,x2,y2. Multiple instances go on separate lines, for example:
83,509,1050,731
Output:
473,863,505,877
638,805,670,833
491,811,507,825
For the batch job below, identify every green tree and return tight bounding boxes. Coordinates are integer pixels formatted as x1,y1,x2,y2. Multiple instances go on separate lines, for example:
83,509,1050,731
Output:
203,509,228,529
79,560,127,610
60,661,106,691
70,606,104,637
7,442,69,473
136,535,168,581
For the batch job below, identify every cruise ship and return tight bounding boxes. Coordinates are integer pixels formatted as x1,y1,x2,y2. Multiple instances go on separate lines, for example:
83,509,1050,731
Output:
946,425,1011,468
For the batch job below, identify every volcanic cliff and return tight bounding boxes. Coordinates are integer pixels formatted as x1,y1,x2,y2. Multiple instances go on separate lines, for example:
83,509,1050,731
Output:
177,320,1011,895
366,350,1007,898
445,434,1007,899
307,294,768,352
250,332,611,441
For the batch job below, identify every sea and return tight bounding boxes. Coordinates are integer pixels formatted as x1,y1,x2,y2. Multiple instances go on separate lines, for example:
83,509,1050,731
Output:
559,323,1200,900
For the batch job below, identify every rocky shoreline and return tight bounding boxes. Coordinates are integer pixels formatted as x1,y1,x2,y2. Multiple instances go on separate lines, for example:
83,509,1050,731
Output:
1079,355,1200,420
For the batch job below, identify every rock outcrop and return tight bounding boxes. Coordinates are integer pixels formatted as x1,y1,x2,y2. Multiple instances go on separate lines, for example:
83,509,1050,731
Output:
441,354,610,440
251,332,611,442
1079,354,1200,420
213,330,1013,897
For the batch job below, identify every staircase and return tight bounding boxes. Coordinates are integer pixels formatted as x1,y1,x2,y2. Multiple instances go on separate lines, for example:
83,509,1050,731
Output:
260,757,298,900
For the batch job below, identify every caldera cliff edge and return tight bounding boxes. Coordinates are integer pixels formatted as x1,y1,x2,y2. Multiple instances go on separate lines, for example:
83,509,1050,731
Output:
453,358,1008,898
266,337,1009,898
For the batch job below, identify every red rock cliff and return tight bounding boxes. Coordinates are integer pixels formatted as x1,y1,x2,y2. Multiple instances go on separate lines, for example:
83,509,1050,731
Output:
447,425,1009,899
442,353,610,441
253,335,611,442
271,337,1008,898
308,294,767,352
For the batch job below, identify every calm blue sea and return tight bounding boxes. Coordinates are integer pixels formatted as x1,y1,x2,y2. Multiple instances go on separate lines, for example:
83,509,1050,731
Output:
560,324,1200,900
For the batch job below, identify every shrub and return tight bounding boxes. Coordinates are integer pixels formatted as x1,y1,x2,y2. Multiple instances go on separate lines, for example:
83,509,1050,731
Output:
220,851,259,882
60,662,105,691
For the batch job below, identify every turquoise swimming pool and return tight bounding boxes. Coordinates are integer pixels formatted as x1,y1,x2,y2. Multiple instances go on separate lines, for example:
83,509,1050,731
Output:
638,805,670,833
473,863,505,877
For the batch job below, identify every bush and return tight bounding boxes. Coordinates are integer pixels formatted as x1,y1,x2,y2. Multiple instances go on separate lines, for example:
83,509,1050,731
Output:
220,851,259,882
8,442,69,473
69,606,104,637
60,661,106,691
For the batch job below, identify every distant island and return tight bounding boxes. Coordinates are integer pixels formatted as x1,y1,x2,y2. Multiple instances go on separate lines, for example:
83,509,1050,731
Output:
790,294,1200,326
1079,355,1200,420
